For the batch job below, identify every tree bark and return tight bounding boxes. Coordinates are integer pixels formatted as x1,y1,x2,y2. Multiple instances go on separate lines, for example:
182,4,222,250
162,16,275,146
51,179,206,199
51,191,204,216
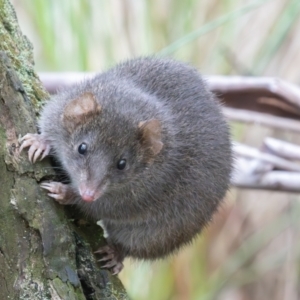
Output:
0,0,128,299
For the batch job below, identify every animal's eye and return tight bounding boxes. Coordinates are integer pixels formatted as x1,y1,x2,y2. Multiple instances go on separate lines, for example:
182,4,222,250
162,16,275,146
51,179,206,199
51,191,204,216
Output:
78,143,87,155
117,159,126,170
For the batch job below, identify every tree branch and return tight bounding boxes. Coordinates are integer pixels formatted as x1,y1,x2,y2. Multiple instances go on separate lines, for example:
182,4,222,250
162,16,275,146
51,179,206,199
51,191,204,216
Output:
207,75,300,108
233,139,300,192
223,107,300,133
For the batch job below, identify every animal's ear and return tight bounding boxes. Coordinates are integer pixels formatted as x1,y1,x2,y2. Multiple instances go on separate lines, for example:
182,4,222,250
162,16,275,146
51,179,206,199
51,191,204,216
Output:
62,92,101,132
138,119,163,156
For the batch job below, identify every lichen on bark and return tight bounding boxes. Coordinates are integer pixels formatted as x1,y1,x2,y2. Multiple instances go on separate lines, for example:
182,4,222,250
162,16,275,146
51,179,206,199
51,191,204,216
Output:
0,0,128,299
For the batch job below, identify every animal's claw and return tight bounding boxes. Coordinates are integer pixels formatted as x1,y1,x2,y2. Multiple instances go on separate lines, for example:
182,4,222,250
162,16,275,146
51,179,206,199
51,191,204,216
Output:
95,245,124,275
19,133,50,163
40,181,73,204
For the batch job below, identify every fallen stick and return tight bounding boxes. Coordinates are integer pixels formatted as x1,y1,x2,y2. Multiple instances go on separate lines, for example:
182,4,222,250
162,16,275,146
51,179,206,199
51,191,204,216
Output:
262,137,300,161
223,107,300,133
233,143,300,172
207,75,300,108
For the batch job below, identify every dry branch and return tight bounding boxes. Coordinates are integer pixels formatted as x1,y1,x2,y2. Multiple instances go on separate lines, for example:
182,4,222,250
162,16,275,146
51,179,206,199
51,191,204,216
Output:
232,167,300,192
233,140,300,192
234,143,300,172
263,137,300,161
207,75,300,108
207,75,300,120
223,107,300,133
40,72,94,94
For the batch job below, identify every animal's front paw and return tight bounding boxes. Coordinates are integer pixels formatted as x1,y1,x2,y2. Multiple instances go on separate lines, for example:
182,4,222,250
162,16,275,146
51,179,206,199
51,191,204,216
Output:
95,245,124,275
19,133,51,163
41,181,75,205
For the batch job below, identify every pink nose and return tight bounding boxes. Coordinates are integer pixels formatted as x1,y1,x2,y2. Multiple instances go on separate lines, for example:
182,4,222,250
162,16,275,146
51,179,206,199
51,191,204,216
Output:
79,187,96,202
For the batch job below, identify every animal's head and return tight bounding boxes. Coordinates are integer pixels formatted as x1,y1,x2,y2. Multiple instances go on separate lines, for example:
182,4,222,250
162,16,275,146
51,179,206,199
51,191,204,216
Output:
60,92,163,202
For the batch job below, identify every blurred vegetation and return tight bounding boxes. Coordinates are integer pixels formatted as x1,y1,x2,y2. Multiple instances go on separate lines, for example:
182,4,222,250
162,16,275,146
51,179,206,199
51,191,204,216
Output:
11,0,300,299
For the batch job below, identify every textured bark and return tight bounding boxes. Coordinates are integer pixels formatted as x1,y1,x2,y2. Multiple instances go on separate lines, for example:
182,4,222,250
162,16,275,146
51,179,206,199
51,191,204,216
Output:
0,0,128,299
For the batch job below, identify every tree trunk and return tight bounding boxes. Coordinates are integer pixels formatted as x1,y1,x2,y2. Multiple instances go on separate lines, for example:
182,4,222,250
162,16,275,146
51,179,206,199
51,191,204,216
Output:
0,0,128,299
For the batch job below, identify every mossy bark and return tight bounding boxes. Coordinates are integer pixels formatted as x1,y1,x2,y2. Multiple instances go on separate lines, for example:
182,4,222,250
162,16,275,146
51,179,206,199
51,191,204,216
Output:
0,0,128,299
